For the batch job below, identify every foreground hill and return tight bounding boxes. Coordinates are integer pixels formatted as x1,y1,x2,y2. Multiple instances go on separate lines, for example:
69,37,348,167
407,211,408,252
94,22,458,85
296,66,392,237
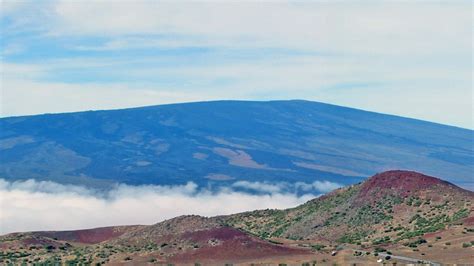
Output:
221,171,473,243
1,100,473,190
1,171,473,265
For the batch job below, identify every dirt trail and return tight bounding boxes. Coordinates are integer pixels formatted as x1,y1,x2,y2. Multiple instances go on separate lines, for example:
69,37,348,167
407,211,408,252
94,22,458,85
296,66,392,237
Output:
352,249,441,266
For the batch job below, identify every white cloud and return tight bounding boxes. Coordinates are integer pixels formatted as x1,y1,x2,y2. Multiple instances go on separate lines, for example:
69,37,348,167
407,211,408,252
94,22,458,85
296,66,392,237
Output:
0,179,93,196
295,180,342,193
311,180,342,193
0,178,316,235
231,181,284,194
231,180,342,194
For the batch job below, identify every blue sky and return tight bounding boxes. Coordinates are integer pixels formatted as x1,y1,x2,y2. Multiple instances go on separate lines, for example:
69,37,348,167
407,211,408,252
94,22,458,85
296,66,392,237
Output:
0,1,472,128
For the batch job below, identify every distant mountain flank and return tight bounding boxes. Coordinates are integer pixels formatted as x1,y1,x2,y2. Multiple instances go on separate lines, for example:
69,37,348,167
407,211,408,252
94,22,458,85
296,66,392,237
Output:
1,170,473,265
0,100,473,189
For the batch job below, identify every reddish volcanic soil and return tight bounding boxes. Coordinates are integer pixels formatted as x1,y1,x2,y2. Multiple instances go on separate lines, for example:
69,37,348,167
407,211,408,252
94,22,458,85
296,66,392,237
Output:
355,170,467,203
462,216,474,226
168,227,311,263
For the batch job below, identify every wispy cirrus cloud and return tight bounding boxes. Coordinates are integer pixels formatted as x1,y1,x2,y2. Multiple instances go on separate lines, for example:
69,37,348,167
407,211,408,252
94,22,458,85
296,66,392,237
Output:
0,1,472,128
46,1,471,56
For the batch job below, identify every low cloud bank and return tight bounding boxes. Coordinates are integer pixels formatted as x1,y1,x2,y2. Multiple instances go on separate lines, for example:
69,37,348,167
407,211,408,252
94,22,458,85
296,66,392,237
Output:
0,178,344,235
231,180,342,194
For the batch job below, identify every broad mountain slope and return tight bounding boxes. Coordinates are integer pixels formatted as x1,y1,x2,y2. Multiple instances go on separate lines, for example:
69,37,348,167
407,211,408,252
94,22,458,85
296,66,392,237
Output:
1,171,473,265
0,100,473,189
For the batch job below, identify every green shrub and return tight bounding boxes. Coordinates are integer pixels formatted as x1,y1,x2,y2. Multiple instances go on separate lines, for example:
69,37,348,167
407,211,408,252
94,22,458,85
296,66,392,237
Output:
311,244,326,251
374,247,386,253
452,209,469,221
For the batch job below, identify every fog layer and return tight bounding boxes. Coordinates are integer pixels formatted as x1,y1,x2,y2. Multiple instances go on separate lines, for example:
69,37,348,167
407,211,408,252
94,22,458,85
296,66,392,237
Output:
0,178,341,234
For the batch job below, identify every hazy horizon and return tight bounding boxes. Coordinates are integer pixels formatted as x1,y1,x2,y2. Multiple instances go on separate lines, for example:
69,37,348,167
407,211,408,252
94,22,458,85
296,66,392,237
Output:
1,1,472,128
1,99,472,130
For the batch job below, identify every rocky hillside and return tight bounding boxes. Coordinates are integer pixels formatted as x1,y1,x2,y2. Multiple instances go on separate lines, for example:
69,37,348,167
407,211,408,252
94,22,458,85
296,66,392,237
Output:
1,170,473,265
222,171,473,245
